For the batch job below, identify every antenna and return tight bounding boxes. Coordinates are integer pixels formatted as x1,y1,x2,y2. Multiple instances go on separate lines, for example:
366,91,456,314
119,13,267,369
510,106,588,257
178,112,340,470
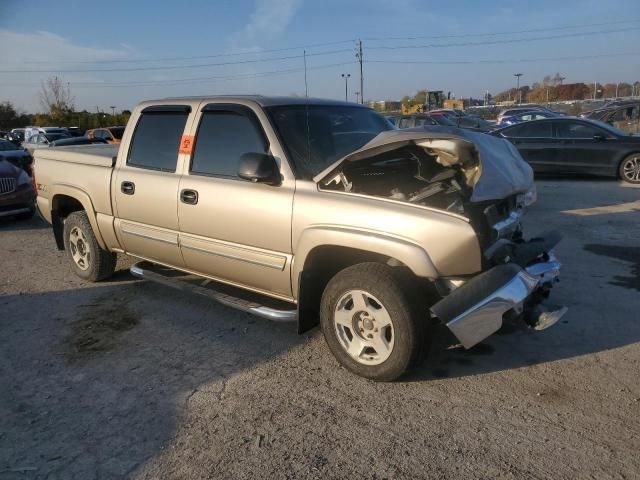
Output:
303,49,311,170
303,49,308,98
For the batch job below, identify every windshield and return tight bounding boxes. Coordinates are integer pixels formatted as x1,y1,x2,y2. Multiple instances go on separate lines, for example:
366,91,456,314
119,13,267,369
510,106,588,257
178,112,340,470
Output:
267,105,392,179
110,127,125,139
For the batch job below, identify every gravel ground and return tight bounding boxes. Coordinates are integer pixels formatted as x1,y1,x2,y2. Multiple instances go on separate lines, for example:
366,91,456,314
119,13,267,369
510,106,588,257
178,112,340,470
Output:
1,179,639,479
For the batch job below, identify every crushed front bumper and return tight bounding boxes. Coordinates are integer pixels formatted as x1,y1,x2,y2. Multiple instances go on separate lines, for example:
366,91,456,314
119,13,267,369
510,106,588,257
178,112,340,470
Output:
431,245,565,349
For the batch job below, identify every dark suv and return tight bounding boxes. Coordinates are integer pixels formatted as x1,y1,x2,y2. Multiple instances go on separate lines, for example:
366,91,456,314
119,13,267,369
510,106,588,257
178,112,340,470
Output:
0,139,36,220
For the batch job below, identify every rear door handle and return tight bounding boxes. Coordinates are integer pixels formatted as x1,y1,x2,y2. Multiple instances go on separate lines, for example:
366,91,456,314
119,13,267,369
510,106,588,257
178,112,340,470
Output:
121,181,135,195
180,189,198,205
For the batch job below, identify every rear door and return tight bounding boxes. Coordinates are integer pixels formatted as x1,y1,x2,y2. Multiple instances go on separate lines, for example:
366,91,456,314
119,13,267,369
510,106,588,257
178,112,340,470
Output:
176,102,295,298
113,104,195,268
553,120,619,173
499,121,556,172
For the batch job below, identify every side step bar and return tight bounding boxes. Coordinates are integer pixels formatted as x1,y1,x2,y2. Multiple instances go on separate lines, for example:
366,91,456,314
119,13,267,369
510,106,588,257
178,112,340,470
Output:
130,262,297,322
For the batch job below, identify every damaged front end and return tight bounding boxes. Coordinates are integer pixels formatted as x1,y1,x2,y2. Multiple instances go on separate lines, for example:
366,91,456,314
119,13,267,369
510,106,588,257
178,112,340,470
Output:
315,127,566,348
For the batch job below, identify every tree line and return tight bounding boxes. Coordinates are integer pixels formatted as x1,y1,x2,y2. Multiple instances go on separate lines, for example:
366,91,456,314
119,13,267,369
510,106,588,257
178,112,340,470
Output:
493,73,640,103
0,77,130,131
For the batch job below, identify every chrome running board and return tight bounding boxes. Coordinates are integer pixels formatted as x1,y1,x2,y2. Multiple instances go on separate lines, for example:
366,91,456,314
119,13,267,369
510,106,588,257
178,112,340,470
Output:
130,261,297,322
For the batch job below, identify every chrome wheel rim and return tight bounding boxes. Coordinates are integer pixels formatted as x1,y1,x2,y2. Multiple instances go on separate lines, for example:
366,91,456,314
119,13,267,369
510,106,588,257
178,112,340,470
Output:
622,156,640,182
333,289,395,366
69,226,91,271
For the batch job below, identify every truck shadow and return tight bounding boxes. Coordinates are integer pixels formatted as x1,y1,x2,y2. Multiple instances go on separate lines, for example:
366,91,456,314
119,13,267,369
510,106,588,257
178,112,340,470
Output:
0,281,299,478
0,214,49,231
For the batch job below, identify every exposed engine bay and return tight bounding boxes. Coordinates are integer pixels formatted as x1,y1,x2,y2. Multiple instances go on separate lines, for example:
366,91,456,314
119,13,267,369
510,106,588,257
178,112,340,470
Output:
320,144,474,215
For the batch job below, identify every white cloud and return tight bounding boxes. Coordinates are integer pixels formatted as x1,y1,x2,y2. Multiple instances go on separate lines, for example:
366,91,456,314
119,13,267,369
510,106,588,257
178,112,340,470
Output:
0,29,134,112
230,0,301,50
0,29,130,65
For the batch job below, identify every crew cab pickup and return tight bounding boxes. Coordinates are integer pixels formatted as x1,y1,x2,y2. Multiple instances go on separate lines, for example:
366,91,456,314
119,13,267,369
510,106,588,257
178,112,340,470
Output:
35,96,565,381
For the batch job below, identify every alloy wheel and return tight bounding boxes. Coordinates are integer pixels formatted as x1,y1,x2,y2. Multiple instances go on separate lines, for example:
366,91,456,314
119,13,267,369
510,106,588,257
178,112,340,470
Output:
333,289,395,366
69,226,91,271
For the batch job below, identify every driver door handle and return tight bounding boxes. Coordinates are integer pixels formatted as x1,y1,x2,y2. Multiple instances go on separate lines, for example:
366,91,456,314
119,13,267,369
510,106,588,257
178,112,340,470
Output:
121,181,135,195
180,189,199,205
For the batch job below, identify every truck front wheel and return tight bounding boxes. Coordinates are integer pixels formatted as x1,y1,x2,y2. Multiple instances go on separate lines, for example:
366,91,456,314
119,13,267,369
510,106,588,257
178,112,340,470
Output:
63,211,116,282
320,263,427,381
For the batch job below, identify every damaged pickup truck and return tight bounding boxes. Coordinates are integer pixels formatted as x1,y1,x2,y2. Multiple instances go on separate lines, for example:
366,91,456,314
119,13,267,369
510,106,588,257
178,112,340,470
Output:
34,96,565,381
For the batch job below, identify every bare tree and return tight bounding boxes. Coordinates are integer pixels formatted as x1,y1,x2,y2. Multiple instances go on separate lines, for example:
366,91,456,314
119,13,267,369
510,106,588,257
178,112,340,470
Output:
39,76,74,115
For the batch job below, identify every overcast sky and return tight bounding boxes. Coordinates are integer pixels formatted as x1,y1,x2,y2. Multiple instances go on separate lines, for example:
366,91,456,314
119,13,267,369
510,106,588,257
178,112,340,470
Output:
1,0,639,113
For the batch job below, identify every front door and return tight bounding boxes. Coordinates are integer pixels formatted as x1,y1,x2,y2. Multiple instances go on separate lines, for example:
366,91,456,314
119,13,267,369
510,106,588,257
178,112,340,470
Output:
501,121,557,173
177,103,295,298
553,120,619,174
113,105,192,268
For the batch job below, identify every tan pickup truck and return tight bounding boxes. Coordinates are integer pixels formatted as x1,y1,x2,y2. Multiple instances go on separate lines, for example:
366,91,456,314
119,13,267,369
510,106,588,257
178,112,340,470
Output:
35,96,565,381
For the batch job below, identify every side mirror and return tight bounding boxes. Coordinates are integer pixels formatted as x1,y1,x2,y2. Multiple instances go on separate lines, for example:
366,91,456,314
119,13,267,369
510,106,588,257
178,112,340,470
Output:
593,134,606,141
238,152,280,185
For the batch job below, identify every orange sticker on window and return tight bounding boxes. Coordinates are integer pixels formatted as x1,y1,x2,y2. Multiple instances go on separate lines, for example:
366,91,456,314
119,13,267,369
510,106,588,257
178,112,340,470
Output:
179,135,195,155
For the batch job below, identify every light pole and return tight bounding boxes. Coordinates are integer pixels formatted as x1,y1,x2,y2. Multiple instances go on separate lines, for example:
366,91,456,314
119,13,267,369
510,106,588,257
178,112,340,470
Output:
513,73,523,104
354,91,360,103
110,106,116,116
341,74,351,102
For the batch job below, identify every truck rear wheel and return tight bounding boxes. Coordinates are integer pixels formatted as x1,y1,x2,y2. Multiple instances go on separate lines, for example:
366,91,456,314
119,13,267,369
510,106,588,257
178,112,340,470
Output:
63,211,116,282
320,263,427,381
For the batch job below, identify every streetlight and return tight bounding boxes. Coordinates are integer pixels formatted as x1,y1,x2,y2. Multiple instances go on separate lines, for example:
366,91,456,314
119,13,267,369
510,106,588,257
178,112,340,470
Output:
341,73,351,102
110,106,116,116
513,73,523,104
354,91,360,103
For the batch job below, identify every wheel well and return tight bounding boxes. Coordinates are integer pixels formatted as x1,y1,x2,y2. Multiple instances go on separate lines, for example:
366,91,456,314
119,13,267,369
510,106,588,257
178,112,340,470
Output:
297,245,415,333
51,195,84,250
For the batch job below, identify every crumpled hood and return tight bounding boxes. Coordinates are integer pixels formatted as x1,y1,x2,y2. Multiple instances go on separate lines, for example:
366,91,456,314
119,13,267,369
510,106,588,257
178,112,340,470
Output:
315,126,534,203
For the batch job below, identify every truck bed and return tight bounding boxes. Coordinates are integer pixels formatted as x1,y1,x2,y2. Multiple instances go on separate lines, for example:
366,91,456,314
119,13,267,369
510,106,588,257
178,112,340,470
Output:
34,144,119,167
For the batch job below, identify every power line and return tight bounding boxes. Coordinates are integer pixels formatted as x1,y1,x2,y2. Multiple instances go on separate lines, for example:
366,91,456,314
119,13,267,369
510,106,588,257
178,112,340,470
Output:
366,51,640,65
2,61,356,88
362,18,640,42
367,27,639,51
0,49,353,74
6,40,358,66
4,18,637,66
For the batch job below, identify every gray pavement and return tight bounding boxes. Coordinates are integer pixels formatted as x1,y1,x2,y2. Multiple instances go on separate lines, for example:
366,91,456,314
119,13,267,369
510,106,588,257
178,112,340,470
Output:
1,179,639,479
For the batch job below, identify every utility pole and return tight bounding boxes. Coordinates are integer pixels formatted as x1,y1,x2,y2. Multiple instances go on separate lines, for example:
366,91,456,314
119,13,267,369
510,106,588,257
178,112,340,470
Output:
303,50,308,98
615,82,619,98
593,80,597,100
514,73,523,104
356,40,364,104
341,73,350,102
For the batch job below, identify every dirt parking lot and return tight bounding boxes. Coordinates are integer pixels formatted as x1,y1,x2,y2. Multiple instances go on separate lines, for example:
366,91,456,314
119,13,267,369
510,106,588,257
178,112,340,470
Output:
1,179,639,479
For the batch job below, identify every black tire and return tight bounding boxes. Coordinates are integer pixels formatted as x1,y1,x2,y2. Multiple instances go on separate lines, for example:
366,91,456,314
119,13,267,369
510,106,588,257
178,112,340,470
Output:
320,262,428,381
63,211,116,282
618,154,640,184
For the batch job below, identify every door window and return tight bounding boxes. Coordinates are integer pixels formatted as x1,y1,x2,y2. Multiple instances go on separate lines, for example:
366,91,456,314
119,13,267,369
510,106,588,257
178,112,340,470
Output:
502,122,552,138
555,121,605,139
127,112,188,171
398,117,414,128
190,109,267,178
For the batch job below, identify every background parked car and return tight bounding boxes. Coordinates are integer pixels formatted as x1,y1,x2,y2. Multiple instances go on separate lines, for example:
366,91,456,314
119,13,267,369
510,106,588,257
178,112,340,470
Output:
66,127,86,137
498,110,562,126
0,144,36,220
496,105,563,124
22,132,71,154
0,138,33,174
583,103,640,135
492,117,640,183
86,126,125,144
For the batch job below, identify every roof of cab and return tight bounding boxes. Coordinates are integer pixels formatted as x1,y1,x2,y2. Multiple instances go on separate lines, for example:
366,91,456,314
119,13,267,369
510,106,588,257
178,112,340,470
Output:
138,95,366,109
